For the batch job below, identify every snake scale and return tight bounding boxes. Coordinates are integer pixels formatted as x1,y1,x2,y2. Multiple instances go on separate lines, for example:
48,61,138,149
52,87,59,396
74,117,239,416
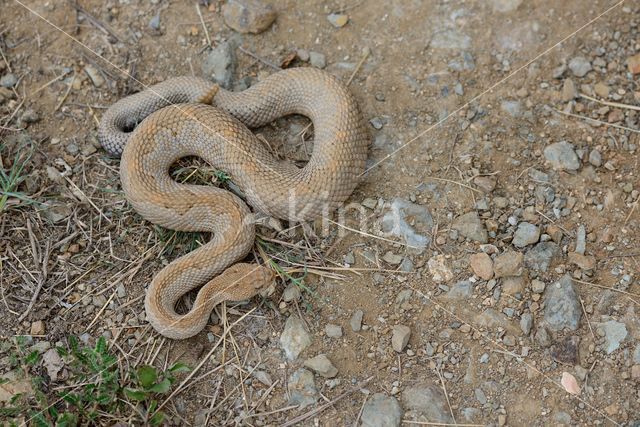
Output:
98,68,368,339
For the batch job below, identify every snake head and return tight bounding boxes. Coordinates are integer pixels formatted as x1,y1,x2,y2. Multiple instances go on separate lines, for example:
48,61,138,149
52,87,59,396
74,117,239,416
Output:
224,263,275,301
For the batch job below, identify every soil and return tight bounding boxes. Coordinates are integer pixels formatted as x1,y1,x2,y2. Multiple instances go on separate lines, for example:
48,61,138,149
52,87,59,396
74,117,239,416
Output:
1,0,639,426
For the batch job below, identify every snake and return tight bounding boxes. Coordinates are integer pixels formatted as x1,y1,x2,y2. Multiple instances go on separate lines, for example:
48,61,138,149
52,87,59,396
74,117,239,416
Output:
98,68,369,339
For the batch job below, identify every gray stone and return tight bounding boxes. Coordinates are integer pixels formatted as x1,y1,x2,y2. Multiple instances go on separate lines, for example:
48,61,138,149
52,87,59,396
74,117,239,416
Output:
544,142,580,171
474,388,487,404
383,251,403,265
84,65,104,88
589,149,602,167
304,354,338,378
524,242,560,272
491,0,523,12
633,344,640,363
350,310,364,332
381,199,433,253
598,320,627,354
309,51,326,69
392,325,411,352
452,211,488,243
575,225,586,255
520,313,533,335
287,368,317,409
42,348,64,382
544,274,581,331
562,79,578,101
401,384,454,424
280,315,311,360
283,283,301,302
222,0,276,34
149,13,161,30
201,41,236,89
512,222,540,248
395,289,413,305
327,13,348,28
325,324,343,338
0,73,17,88
501,100,521,117
493,250,524,278
568,56,592,77
444,280,473,300
252,370,272,386
361,393,402,427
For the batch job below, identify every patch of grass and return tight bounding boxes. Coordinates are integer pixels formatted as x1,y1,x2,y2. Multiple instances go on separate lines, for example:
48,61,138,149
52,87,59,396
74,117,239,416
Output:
154,225,208,258
0,134,35,213
0,335,190,426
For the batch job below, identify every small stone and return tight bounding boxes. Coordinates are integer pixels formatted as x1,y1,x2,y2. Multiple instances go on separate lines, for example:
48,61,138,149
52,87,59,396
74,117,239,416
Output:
325,324,343,338
575,225,586,255
568,252,596,271
544,141,580,171
503,276,525,295
296,49,310,62
30,321,45,335
20,109,39,124
304,354,338,378
392,324,411,352
562,79,577,102
469,252,493,280
350,310,363,332
524,242,560,272
444,280,473,300
283,283,301,302
401,384,454,423
427,255,453,283
598,320,627,354
520,313,533,335
327,13,348,28
252,370,272,386
627,53,640,74
381,199,433,253
503,335,516,346
589,149,602,167
222,0,277,34
594,82,610,98
474,388,487,405
280,315,311,360
383,251,403,265
370,117,384,129
452,211,488,243
493,251,523,278
309,51,326,69
512,222,540,248
531,279,546,293
149,13,161,30
551,335,579,365
361,393,402,427
631,365,640,380
568,56,592,77
395,289,413,305
473,176,496,193
544,274,581,331
0,73,17,88
201,41,236,89
84,65,104,88
287,368,317,409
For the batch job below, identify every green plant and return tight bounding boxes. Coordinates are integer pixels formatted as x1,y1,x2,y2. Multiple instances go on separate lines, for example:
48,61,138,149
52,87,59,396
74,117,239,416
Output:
0,135,35,213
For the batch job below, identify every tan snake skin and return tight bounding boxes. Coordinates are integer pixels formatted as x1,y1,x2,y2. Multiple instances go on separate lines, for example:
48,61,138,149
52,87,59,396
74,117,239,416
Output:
98,68,368,339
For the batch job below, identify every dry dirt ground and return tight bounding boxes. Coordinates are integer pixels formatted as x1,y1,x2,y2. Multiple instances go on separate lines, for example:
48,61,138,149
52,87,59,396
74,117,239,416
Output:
1,0,640,426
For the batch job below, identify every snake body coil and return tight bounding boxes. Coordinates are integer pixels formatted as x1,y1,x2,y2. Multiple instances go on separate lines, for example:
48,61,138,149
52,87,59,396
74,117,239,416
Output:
98,68,368,339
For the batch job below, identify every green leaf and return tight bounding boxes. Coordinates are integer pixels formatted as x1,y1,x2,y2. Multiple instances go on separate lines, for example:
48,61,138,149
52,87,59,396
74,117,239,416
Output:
148,378,171,394
56,412,79,427
168,362,191,374
137,365,158,389
25,350,41,365
95,336,107,354
149,410,165,426
124,388,148,401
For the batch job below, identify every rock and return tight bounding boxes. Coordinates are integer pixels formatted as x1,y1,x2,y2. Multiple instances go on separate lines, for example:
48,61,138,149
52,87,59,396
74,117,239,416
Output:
287,368,317,409
598,321,627,354
309,51,326,69
512,222,540,248
30,320,45,335
381,199,433,253
283,283,301,302
370,117,384,130
568,252,596,271
383,251,403,265
470,253,493,280
544,274,581,331
627,53,640,74
427,255,453,283
524,242,560,272
544,142,580,171
475,309,519,336
520,313,533,335
350,310,364,332
561,79,577,102
149,13,161,31
551,335,579,365
589,149,602,167
0,73,17,88
474,176,496,193
474,388,487,404
594,82,610,98
490,0,523,12
20,109,39,124
444,280,473,300
501,100,521,117
296,48,310,62
634,344,640,363
493,251,523,278
503,276,525,295
253,370,272,386
361,393,402,427
568,56,592,77
395,289,413,305
392,325,411,352
42,348,64,382
531,279,546,293
201,41,236,89
401,384,454,423
222,0,276,34
0,370,33,403
327,13,348,28
575,225,586,255
325,324,343,338
535,326,551,347
280,315,311,360
84,65,104,88
304,354,338,378
452,212,488,243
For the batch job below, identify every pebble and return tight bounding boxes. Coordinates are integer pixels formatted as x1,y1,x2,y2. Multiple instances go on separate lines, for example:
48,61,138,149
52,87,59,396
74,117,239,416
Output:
474,176,496,193
444,280,473,300
30,320,45,335
20,109,39,124
544,274,581,331
524,242,560,272
392,324,411,352
280,315,311,360
427,255,453,283
568,56,592,77
502,276,525,295
568,252,596,271
598,320,627,354
296,49,310,62
531,279,546,293
589,149,602,167
201,41,236,89
469,252,493,280
327,13,348,28
149,13,161,31
381,199,433,253
490,0,523,13
370,117,384,129
474,388,487,405
401,384,454,423
493,250,523,278
383,251,403,265
42,348,64,382
520,313,533,335
304,354,338,378
287,368,317,409
561,79,578,102
350,310,363,332
575,225,586,255
84,65,104,88
361,393,403,427
395,289,413,305
282,283,301,302
325,324,343,338
551,335,579,365
309,51,326,69
544,141,580,171
452,211,488,243
627,53,640,74
501,100,521,117
594,82,610,98
512,222,540,248
253,370,272,386
0,73,17,88
222,0,277,34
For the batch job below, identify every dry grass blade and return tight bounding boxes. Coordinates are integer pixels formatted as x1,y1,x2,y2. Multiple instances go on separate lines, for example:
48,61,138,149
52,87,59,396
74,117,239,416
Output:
579,92,640,111
554,109,640,134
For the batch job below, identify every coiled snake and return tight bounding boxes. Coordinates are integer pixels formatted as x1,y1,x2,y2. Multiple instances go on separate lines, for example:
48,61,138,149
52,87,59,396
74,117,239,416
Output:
98,68,368,339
